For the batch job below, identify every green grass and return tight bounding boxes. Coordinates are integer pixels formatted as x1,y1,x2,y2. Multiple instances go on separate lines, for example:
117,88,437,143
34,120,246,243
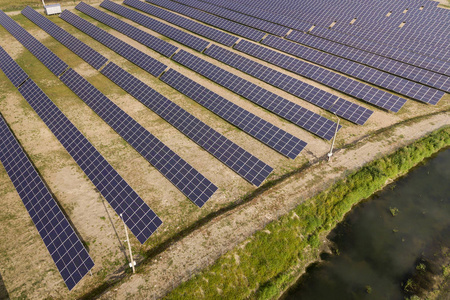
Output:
164,126,450,300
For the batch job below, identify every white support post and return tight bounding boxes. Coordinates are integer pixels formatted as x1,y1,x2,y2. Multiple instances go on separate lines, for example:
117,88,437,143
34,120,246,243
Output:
120,213,136,273
327,113,340,162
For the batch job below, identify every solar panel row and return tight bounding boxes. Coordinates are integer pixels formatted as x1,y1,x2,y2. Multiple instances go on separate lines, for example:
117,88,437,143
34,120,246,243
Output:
231,41,408,112
124,0,239,47
0,11,164,244
260,35,444,105
99,0,210,52
204,44,374,124
22,6,108,70
58,8,307,161
172,49,340,140
0,111,94,291
101,62,275,184
146,0,266,41
59,9,169,77
0,46,28,87
0,10,68,76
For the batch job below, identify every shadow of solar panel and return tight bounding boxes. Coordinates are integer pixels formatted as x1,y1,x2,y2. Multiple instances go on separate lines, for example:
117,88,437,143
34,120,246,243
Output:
204,44,373,125
22,6,108,70
233,40,407,113
0,47,28,87
159,68,305,160
59,10,168,77
146,0,266,41
74,2,180,57
172,49,339,140
261,35,444,105
99,0,210,52
0,113,94,291
166,0,290,36
16,77,162,243
101,62,274,185
0,10,67,76
59,68,217,207
124,0,239,47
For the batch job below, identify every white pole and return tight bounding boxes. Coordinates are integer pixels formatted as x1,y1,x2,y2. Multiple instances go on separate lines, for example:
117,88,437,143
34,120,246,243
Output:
42,0,46,7
120,213,136,273
327,113,340,162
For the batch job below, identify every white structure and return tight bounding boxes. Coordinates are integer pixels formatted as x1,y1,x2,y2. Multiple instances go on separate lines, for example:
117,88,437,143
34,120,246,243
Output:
42,1,61,15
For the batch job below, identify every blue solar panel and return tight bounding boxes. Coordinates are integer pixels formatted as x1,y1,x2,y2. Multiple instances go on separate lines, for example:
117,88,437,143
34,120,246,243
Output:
146,0,266,41
101,62,274,185
261,35,444,105
99,0,210,52
0,47,28,87
0,10,68,76
124,0,239,47
159,68,306,160
60,68,218,205
204,44,374,125
172,49,339,140
59,9,168,77
232,40,407,112
0,113,94,291
22,6,108,70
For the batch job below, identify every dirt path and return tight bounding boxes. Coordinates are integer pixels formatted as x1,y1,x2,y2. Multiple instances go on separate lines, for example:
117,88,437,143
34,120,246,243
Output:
97,112,450,299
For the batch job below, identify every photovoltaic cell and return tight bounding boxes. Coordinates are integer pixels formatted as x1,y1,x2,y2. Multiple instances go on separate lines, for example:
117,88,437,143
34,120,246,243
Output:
0,10,68,76
60,68,217,205
22,6,108,70
204,44,374,124
0,113,94,291
172,49,339,140
99,0,210,52
0,46,28,87
59,10,168,77
160,68,306,160
124,0,239,47
101,62,274,185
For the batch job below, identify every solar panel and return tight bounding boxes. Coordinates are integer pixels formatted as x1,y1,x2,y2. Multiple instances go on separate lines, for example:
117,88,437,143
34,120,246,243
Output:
124,0,239,47
22,6,108,70
59,10,168,77
60,68,218,204
99,0,210,52
204,44,374,125
0,47,28,87
0,113,94,291
101,62,275,185
146,0,266,41
172,49,339,140
160,68,307,160
10,70,163,243
0,10,68,76
231,41,407,112
261,35,444,105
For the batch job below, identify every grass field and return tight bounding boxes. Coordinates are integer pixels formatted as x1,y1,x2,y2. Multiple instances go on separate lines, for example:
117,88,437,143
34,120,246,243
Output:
0,1,448,299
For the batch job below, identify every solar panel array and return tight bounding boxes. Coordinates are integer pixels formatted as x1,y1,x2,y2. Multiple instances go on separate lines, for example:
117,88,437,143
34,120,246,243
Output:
124,0,239,47
0,10,68,76
160,68,307,160
146,0,266,41
22,6,108,70
0,47,28,87
101,62,275,185
231,41,407,112
172,49,340,140
204,44,374,124
261,35,444,105
59,9,169,77
0,11,165,243
99,0,210,52
60,68,218,205
0,113,94,291
286,31,450,93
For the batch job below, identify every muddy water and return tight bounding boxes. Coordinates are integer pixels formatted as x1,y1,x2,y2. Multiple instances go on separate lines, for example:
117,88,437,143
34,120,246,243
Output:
284,149,450,300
